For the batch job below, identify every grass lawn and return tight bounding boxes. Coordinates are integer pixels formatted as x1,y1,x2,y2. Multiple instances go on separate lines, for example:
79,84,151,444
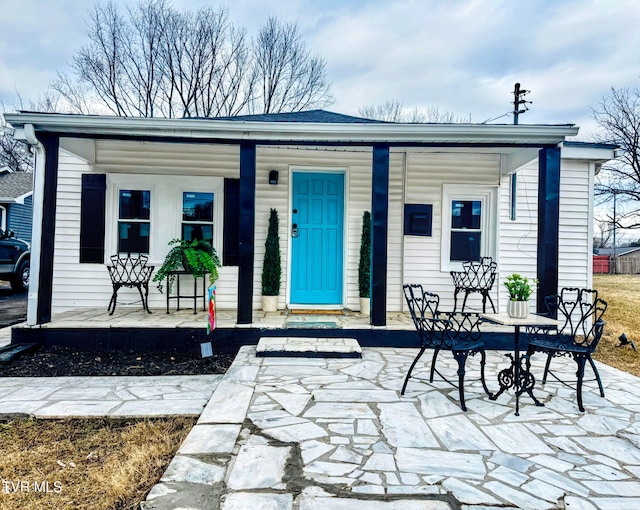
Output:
0,417,195,510
593,274,640,377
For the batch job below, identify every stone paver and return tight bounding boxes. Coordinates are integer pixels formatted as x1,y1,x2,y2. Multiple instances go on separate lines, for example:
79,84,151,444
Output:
141,346,640,509
0,374,223,418
3,340,640,509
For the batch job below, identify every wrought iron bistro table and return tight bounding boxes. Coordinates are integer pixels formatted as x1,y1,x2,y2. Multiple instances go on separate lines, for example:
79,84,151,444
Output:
480,312,561,416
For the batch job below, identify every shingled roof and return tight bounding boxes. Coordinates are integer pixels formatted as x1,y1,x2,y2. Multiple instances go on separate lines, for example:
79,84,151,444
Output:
209,109,387,124
0,171,33,201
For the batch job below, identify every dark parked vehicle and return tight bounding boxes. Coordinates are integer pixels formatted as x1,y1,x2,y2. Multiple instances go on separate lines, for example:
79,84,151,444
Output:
0,228,30,292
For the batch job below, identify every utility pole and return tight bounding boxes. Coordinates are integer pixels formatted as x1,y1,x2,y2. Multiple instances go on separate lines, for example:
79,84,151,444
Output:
512,83,531,125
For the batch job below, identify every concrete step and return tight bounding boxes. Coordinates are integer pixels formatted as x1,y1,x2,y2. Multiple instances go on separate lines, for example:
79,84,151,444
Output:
256,337,362,358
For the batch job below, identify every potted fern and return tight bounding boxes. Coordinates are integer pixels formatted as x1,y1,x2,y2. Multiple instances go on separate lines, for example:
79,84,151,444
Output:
154,238,220,294
504,273,538,318
358,211,371,316
261,209,282,312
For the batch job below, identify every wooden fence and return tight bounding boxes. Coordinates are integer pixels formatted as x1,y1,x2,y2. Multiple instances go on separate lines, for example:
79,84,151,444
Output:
593,255,640,275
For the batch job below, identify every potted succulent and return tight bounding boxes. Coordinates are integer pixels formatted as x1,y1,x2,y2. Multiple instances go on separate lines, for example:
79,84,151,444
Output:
503,273,538,318
358,211,371,316
261,208,282,312
154,238,220,294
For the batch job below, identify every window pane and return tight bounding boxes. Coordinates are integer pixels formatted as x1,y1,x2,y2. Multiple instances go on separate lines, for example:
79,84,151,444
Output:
118,222,150,254
450,231,481,261
183,192,213,222
451,200,481,229
182,224,213,242
119,190,150,220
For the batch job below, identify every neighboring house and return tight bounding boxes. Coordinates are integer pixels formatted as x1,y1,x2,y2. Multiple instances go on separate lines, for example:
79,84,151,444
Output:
593,246,640,274
4,110,616,327
0,166,33,243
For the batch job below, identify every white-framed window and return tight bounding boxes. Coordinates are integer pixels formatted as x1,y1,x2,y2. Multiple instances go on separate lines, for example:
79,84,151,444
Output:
106,174,223,263
440,184,498,271
182,191,214,242
0,205,6,233
117,189,151,254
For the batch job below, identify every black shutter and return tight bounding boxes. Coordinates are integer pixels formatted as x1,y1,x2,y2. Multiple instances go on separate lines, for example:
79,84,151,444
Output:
80,174,106,263
223,178,240,266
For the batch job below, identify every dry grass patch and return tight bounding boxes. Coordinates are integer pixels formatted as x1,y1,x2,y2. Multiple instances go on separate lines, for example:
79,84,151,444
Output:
593,274,640,377
0,417,195,510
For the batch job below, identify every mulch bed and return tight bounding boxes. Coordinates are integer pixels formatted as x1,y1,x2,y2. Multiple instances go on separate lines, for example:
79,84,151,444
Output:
0,344,234,377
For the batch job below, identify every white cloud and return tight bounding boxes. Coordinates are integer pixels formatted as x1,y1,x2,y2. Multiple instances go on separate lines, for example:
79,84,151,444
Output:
1,0,639,140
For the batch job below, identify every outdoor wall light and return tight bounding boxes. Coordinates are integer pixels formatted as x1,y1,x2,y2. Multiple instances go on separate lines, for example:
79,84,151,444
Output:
269,170,279,185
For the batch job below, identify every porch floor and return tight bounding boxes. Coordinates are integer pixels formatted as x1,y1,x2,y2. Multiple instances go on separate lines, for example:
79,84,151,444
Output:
27,306,418,331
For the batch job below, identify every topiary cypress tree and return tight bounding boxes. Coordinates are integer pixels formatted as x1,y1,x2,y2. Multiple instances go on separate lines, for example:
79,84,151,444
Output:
358,211,371,298
261,208,282,296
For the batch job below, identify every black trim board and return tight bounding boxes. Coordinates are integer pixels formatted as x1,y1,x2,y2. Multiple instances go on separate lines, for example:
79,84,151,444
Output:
11,326,520,354
37,133,60,324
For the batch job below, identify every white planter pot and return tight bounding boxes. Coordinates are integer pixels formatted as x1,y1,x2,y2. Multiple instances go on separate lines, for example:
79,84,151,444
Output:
507,299,530,319
262,295,278,312
359,297,370,316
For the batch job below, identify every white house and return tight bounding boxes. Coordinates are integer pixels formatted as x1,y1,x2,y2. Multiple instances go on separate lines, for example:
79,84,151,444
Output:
3,110,616,328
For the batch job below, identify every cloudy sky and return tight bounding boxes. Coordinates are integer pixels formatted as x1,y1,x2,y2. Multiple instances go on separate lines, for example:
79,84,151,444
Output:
2,0,640,140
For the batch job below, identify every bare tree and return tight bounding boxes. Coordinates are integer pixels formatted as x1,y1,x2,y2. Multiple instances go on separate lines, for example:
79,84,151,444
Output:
50,2,332,118
0,115,32,172
251,17,333,114
592,86,640,230
359,100,467,123
593,218,614,248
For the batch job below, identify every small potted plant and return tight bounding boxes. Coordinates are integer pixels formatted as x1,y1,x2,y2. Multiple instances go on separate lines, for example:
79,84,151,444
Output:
503,273,538,318
261,208,281,312
358,211,371,316
154,238,220,294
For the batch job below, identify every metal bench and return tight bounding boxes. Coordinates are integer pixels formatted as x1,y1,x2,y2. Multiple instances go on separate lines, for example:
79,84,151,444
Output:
450,256,497,313
402,284,491,411
107,254,154,315
525,287,608,412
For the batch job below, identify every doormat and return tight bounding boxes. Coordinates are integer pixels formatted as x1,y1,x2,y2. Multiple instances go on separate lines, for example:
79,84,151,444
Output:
288,309,344,315
285,321,340,329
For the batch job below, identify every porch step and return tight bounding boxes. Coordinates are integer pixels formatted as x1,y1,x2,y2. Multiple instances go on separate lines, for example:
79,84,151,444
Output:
256,337,362,358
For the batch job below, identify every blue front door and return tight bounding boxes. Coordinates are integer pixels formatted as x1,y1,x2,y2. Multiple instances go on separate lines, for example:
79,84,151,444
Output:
291,172,344,305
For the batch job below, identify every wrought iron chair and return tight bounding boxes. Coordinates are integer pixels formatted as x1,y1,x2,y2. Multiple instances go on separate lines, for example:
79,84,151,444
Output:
525,288,608,412
450,256,497,313
402,284,491,411
107,254,155,315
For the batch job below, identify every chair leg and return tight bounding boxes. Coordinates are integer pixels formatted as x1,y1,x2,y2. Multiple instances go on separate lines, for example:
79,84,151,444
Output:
542,352,553,384
574,354,588,412
453,289,460,312
143,283,152,314
401,346,427,395
461,291,470,312
588,356,605,398
108,285,120,315
430,348,440,382
485,291,496,313
452,349,469,412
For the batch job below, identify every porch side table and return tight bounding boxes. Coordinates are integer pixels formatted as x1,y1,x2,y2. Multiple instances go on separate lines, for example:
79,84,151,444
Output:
165,271,208,314
480,312,560,415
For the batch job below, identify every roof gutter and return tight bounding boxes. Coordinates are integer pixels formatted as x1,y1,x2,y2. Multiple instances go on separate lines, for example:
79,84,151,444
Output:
22,123,44,326
4,112,579,145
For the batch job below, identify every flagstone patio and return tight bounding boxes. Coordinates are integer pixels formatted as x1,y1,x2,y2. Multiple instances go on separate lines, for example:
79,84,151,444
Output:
143,345,640,509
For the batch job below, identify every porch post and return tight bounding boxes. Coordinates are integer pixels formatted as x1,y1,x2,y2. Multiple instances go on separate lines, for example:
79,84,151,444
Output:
371,144,389,326
536,146,561,313
36,133,59,324
237,143,256,324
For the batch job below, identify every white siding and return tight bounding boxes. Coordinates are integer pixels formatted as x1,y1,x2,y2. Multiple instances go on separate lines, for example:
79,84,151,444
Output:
49,139,594,317
403,152,501,310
